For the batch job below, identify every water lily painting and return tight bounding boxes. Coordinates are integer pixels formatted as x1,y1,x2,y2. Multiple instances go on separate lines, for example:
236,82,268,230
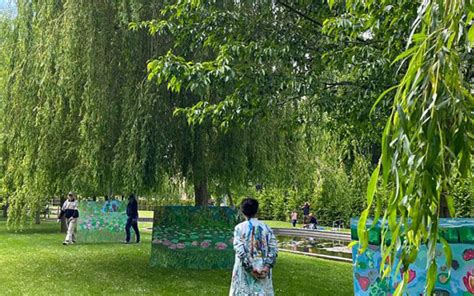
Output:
150,206,240,269
76,200,130,243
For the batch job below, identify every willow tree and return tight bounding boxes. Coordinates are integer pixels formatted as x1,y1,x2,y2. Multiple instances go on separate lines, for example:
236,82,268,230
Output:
2,0,308,226
1,0,171,226
0,10,13,212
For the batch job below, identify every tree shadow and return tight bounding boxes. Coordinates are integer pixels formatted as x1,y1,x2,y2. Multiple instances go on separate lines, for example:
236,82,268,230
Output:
0,218,61,235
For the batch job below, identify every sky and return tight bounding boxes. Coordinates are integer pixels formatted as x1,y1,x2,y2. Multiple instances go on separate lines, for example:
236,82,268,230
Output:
0,0,15,15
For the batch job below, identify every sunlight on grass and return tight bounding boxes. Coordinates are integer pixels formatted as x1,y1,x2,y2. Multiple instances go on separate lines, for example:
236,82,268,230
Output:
139,210,154,218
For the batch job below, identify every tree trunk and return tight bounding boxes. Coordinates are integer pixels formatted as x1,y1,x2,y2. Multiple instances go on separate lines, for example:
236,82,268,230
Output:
60,196,67,233
2,202,8,218
227,188,234,207
192,126,209,206
35,210,41,224
194,178,209,206
439,194,451,218
2,196,8,218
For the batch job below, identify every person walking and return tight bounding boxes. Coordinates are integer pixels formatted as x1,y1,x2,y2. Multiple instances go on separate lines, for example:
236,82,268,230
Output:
124,194,140,244
230,198,278,296
58,192,79,245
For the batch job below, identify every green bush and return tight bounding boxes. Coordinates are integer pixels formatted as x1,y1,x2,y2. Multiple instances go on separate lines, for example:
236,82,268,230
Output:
253,153,372,228
255,188,290,221
452,178,473,218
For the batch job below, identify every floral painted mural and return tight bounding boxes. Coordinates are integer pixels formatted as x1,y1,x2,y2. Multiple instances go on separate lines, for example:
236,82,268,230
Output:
77,200,130,243
351,218,474,296
150,206,240,269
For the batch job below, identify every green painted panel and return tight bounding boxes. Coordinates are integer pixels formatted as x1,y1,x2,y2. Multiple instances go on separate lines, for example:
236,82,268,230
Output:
77,200,130,243
150,206,240,269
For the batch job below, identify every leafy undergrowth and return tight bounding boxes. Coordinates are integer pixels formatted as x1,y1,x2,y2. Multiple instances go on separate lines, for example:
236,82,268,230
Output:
0,219,353,295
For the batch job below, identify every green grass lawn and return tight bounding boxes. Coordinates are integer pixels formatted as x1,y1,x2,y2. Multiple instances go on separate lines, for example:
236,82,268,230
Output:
0,218,354,295
262,220,300,228
139,210,154,219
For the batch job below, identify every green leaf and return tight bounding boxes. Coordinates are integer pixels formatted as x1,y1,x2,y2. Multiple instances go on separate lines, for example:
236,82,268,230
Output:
371,85,398,115
425,260,437,295
391,46,417,66
393,273,406,296
444,195,455,218
367,162,380,207
468,25,474,48
439,237,452,270
357,209,369,252
348,241,358,248
328,0,335,9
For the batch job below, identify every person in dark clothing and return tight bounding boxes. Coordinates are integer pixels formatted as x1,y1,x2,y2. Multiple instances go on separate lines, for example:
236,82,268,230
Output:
301,202,310,224
308,213,317,230
124,194,140,244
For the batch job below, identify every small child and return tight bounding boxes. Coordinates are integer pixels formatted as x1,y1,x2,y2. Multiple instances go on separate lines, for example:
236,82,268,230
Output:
230,198,278,296
290,210,298,227
58,192,79,245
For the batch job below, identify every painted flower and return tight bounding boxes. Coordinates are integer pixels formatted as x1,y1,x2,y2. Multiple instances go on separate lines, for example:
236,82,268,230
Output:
191,241,199,246
463,249,474,261
168,244,177,250
400,269,416,284
176,243,185,249
355,273,370,291
215,242,228,250
152,239,162,244
463,271,474,294
200,241,210,248
162,239,172,246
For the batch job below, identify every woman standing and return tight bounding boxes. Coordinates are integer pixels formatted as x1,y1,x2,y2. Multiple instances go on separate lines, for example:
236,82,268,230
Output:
58,192,79,245
230,198,278,296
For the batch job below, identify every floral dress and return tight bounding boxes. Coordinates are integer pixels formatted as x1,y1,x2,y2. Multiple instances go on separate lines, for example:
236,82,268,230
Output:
230,218,278,296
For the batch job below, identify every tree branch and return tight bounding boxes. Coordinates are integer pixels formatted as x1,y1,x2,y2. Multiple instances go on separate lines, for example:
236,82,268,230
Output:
275,0,323,27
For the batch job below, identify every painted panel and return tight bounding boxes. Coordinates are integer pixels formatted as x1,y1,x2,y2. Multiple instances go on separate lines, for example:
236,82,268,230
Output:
150,206,240,269
77,200,129,243
351,218,474,295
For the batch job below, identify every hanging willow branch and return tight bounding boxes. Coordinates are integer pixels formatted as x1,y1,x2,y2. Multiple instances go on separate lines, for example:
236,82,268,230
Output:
354,1,473,295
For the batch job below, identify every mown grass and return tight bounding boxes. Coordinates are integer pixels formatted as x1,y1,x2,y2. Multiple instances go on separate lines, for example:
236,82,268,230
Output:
0,218,354,295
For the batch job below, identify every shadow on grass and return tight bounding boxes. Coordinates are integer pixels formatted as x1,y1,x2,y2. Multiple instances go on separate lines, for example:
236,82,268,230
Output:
0,218,62,235
23,244,231,294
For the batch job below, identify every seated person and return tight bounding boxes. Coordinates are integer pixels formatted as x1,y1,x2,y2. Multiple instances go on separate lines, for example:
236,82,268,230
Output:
308,213,317,229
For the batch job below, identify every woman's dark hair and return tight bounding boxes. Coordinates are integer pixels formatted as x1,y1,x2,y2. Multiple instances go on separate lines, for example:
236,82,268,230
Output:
240,197,259,218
